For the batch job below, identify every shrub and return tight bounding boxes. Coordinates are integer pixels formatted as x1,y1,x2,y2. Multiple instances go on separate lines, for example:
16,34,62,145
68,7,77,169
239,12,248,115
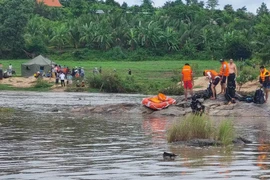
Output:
236,66,257,91
34,79,53,89
167,115,235,146
88,73,142,93
160,84,184,95
105,46,127,60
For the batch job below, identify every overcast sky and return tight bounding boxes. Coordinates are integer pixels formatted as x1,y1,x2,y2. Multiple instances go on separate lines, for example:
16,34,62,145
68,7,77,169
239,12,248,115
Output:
115,0,270,14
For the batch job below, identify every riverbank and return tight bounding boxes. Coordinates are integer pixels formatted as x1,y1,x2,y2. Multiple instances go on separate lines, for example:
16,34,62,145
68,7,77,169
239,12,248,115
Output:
0,91,269,118
0,76,260,93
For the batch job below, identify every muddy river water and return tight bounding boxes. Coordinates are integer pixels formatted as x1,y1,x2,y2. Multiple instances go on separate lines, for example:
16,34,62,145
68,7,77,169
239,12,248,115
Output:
1,91,270,179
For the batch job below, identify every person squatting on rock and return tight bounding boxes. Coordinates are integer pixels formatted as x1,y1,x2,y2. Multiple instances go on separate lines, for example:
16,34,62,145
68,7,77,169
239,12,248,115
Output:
259,66,270,102
181,63,194,101
203,70,220,100
219,59,229,95
190,95,205,116
227,59,238,103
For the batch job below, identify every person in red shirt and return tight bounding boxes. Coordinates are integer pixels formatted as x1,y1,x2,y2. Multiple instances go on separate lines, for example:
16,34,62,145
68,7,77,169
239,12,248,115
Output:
181,63,194,101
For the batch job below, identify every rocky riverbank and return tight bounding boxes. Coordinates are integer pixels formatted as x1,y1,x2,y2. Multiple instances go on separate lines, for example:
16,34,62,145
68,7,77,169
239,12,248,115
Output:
71,94,270,117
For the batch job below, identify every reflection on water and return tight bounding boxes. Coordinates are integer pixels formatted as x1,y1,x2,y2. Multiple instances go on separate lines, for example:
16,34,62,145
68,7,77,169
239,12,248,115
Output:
1,112,270,179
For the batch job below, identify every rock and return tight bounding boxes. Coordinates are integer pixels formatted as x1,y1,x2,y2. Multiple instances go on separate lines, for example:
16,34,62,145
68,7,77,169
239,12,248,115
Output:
69,98,270,118
233,137,252,145
214,104,235,110
186,139,221,147
52,108,58,112
152,106,186,116
175,101,190,108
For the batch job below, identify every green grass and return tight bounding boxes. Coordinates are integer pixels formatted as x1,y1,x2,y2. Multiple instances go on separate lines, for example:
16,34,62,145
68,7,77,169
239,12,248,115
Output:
167,115,235,146
216,120,235,146
1,59,220,84
0,107,15,113
0,79,53,92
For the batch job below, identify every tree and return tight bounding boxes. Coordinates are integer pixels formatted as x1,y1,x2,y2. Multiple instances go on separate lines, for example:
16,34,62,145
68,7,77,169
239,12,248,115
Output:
224,4,233,13
0,0,34,58
256,2,269,17
206,0,219,10
121,2,128,9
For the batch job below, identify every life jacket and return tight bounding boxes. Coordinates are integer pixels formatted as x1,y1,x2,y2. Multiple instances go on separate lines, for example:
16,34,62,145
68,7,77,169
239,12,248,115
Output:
219,61,229,77
205,70,219,80
182,65,192,81
260,68,269,83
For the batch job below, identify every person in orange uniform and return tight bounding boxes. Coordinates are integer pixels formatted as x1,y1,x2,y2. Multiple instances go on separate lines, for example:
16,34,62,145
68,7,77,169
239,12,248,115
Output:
259,66,270,102
181,63,194,101
203,70,220,100
219,59,229,94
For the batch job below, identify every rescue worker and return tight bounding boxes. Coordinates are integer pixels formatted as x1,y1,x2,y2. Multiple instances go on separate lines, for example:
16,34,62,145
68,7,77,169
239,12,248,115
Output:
259,66,270,102
203,70,221,100
219,59,229,95
181,63,194,101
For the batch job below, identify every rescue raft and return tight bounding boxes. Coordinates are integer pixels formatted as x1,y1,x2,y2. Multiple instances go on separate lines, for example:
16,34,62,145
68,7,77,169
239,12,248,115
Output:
142,93,176,110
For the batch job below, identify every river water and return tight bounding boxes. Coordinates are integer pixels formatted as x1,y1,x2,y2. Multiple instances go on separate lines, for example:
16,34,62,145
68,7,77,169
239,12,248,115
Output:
1,91,270,179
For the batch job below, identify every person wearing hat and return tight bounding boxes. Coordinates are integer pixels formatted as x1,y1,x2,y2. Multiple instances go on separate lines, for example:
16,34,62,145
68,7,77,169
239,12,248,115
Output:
219,59,229,94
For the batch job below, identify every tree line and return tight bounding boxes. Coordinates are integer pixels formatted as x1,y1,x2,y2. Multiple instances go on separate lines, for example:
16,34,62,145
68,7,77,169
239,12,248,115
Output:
0,0,270,63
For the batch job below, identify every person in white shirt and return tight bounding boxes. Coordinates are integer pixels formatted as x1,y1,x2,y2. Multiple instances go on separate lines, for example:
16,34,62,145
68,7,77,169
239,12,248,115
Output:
59,72,66,87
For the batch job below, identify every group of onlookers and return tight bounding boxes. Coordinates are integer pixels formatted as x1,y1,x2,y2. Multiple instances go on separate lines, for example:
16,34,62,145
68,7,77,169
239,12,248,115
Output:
0,63,13,79
52,65,86,87
181,59,270,103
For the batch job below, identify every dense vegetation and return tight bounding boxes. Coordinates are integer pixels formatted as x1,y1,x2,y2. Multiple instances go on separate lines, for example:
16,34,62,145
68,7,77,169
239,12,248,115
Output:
0,0,270,63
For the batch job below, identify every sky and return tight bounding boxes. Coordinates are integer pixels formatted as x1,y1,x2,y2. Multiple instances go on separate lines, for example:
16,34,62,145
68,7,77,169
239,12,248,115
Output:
115,0,270,14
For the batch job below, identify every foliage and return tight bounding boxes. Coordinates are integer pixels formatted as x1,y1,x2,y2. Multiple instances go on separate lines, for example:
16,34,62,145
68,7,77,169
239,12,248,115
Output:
33,79,53,89
1,0,270,63
236,66,258,91
88,73,142,93
167,115,235,146
0,0,33,58
216,120,235,146
160,84,184,95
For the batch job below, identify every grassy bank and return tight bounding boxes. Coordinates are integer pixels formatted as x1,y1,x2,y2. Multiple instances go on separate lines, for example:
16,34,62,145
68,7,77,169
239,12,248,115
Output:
1,59,221,94
1,59,220,79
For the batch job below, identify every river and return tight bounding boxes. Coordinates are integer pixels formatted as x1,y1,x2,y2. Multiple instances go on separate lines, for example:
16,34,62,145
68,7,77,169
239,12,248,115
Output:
0,91,270,179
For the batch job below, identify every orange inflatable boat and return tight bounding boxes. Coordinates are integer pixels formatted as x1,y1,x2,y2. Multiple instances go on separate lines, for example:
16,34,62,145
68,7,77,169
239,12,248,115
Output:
142,93,176,110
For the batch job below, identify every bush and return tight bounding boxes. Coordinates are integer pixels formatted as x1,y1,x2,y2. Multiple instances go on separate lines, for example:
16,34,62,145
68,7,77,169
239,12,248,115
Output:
167,115,235,146
236,66,257,91
160,84,184,95
105,46,127,60
88,73,142,93
34,79,53,89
